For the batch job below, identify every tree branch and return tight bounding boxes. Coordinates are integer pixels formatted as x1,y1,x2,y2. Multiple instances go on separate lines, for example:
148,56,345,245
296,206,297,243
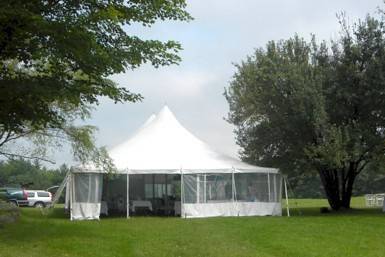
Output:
0,129,35,147
0,130,12,147
0,150,56,164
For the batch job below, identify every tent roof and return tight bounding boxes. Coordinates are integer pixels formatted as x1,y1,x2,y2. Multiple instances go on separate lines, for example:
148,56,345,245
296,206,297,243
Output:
104,106,277,174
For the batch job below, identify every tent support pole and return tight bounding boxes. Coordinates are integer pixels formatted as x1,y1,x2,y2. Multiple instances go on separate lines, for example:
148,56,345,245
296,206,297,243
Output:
273,174,277,202
126,170,130,219
180,168,185,218
231,167,238,216
284,176,290,217
267,173,271,202
70,172,73,221
203,174,205,203
231,169,235,202
196,175,200,203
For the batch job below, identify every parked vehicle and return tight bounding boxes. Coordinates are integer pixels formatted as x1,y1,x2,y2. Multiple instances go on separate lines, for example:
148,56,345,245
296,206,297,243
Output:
26,190,52,208
46,185,59,197
0,187,29,207
47,185,66,203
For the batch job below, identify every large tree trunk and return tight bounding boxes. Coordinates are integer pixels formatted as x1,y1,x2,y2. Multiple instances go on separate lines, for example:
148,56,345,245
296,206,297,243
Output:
318,163,357,210
341,163,357,209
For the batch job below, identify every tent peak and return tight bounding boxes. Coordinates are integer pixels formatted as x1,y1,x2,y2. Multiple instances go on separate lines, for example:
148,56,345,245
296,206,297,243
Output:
108,105,277,172
157,105,177,121
159,104,171,112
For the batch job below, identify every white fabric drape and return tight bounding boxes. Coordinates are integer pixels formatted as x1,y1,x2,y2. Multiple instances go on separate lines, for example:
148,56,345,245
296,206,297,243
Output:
70,173,103,220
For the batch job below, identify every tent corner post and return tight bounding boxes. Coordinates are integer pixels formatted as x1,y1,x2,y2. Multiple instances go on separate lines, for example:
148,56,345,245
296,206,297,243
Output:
267,172,271,202
231,167,238,216
126,169,130,219
70,172,75,221
283,176,290,217
180,167,185,219
231,167,235,202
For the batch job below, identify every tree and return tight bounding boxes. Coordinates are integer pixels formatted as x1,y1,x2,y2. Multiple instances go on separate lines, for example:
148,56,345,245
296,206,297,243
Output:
0,0,191,168
225,13,385,210
0,158,67,189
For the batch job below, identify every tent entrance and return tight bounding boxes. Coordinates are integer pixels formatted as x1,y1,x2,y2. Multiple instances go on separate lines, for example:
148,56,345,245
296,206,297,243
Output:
101,174,181,217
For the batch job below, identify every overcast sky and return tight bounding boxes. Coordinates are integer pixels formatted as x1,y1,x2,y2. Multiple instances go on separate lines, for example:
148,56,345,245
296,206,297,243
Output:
53,0,383,167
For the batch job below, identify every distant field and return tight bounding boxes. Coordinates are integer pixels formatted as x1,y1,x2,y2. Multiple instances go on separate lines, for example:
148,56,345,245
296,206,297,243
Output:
0,197,384,257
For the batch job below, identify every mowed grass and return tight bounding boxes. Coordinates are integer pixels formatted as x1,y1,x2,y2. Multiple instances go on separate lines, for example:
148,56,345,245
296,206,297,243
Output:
0,197,384,257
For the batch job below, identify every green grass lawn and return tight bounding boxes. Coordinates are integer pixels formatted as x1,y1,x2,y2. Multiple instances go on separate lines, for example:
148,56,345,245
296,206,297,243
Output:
0,197,384,257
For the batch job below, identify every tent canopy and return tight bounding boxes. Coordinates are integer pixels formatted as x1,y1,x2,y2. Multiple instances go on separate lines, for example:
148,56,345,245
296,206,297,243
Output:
81,106,277,174
68,106,282,220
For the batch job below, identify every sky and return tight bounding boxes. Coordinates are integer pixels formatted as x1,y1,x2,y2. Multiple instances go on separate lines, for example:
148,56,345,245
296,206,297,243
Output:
53,0,383,167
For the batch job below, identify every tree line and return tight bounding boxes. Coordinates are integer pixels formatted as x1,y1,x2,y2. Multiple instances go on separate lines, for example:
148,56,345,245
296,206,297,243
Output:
0,158,384,198
0,159,67,190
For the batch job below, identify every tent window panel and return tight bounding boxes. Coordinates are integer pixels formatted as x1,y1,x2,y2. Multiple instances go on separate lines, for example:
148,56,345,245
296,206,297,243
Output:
166,184,172,196
169,175,181,201
205,174,232,202
154,184,166,198
235,173,269,202
130,175,145,200
91,175,102,203
144,184,153,199
144,175,153,199
269,173,281,202
142,175,181,201
74,174,89,203
74,174,102,203
198,175,204,203
183,174,197,203
275,174,282,202
152,175,166,198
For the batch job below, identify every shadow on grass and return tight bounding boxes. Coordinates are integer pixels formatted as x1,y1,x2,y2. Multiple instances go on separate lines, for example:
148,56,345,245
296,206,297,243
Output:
284,207,384,217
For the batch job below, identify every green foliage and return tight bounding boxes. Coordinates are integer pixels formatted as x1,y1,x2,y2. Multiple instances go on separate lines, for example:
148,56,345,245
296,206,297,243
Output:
0,159,68,189
0,200,19,225
289,163,385,198
225,13,385,209
0,0,191,166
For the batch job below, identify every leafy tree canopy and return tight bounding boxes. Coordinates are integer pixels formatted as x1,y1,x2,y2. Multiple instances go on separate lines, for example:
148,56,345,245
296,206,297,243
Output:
225,13,385,210
0,0,191,168
0,158,68,190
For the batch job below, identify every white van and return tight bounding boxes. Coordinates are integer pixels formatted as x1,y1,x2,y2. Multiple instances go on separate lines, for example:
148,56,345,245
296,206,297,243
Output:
26,190,52,208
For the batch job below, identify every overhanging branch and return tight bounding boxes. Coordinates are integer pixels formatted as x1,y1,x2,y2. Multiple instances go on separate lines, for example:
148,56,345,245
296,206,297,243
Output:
0,150,56,164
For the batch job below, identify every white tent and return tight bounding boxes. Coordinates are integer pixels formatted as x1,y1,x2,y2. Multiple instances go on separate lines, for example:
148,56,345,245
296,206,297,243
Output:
67,106,282,220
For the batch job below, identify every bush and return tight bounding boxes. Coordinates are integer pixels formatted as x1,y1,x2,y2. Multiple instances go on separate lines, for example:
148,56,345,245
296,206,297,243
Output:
0,200,20,226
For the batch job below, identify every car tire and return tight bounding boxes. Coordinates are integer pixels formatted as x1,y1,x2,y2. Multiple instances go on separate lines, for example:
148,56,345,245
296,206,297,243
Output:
34,202,45,208
9,201,18,207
